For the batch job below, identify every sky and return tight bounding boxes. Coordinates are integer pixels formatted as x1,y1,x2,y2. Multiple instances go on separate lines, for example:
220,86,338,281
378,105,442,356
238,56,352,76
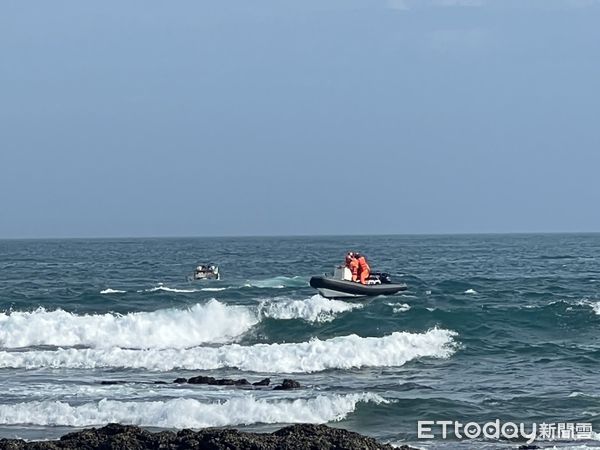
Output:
1,0,599,238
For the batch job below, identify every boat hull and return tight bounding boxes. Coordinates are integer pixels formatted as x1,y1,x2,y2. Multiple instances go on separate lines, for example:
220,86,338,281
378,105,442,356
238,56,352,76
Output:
194,273,220,280
309,276,407,299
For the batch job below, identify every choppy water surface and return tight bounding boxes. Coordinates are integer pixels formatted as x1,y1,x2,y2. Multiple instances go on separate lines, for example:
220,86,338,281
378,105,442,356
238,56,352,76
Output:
1,234,600,448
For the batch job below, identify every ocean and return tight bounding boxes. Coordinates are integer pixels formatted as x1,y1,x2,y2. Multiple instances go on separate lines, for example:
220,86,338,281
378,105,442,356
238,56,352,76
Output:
1,234,599,448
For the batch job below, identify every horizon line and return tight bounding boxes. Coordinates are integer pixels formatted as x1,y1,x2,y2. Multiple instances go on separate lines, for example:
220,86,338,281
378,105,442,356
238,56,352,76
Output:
1,230,600,241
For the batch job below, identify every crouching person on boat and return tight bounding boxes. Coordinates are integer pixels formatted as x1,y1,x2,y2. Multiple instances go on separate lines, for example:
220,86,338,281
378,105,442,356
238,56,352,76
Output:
354,253,371,284
345,252,371,284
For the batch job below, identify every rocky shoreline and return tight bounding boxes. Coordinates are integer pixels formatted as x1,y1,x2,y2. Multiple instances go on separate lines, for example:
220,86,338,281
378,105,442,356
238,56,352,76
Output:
0,376,548,449
0,375,414,449
0,423,417,450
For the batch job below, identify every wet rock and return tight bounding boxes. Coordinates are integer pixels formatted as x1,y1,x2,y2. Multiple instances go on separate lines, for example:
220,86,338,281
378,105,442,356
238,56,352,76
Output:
187,375,217,384
0,423,413,450
173,377,187,384
273,378,301,390
253,377,271,386
99,380,127,385
187,375,250,386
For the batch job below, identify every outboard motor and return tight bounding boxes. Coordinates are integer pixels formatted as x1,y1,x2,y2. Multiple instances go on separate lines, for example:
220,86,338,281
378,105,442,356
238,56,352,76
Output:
369,272,392,284
379,272,392,284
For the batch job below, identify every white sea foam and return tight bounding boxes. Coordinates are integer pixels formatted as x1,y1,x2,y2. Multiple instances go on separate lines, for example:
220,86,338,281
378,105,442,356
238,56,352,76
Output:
557,299,600,316
142,284,199,293
258,295,362,323
545,445,600,449
464,289,478,294
0,393,385,428
201,287,227,292
0,328,458,372
100,288,126,294
386,303,411,313
568,392,600,402
245,276,306,289
3,382,199,400
0,300,258,349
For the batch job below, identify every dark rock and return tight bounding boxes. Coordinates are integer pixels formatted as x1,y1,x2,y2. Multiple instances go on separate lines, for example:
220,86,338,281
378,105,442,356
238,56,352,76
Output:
187,375,250,386
153,381,167,384
99,380,127,385
273,378,301,390
0,423,412,450
187,375,216,384
173,377,187,383
253,377,271,386
518,446,540,450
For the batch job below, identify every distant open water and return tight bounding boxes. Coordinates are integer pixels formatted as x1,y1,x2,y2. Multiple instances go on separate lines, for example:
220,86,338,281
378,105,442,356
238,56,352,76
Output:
1,234,600,449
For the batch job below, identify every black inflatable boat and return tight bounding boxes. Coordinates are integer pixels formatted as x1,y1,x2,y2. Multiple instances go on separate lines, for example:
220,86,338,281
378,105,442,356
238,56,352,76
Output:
310,273,408,299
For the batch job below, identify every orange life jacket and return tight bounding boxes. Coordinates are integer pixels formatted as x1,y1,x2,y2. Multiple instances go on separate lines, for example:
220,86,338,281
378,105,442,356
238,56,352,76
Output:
357,256,370,272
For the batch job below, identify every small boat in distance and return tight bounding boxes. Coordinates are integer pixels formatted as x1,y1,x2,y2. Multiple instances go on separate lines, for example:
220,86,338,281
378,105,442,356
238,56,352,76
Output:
310,266,407,299
194,264,220,280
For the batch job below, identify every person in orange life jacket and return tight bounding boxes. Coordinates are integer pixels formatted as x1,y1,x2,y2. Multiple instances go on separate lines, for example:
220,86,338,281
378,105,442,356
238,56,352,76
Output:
354,253,371,284
345,252,359,282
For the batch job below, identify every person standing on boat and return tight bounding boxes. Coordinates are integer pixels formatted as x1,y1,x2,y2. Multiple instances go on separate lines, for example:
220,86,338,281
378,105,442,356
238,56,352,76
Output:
355,253,371,284
345,252,359,282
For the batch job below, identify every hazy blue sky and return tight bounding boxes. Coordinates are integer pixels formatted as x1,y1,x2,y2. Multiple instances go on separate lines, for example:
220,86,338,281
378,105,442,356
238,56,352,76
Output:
1,0,599,238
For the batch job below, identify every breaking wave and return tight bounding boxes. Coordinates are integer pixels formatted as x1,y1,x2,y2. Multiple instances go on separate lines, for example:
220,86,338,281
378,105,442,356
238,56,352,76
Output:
0,393,386,428
0,328,457,372
258,295,362,323
0,300,258,349
0,295,368,350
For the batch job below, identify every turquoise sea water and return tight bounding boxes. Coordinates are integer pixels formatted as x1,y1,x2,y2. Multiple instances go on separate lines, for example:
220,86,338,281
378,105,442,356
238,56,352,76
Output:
1,234,600,448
